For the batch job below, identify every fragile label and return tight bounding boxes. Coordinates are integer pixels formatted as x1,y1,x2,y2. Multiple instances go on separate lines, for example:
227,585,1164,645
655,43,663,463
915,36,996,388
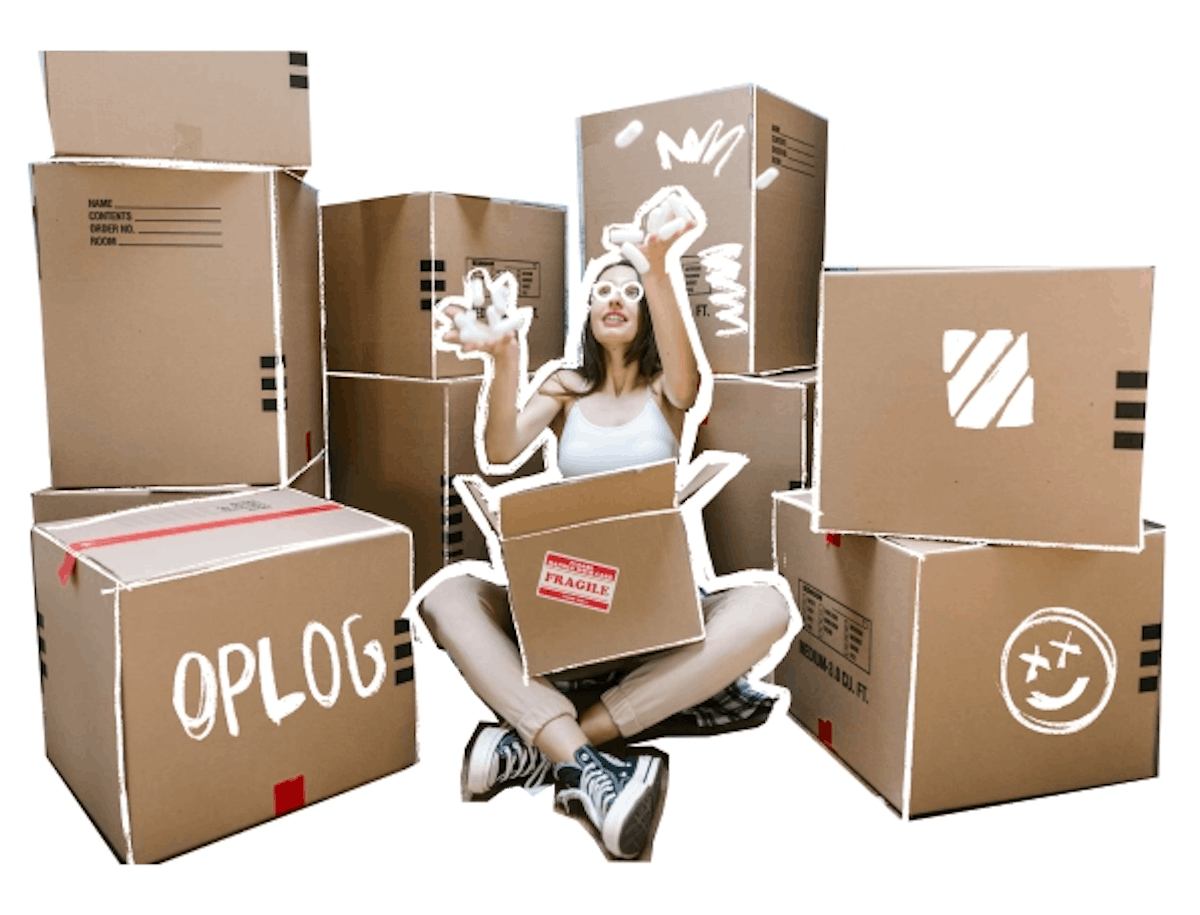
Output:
536,552,618,613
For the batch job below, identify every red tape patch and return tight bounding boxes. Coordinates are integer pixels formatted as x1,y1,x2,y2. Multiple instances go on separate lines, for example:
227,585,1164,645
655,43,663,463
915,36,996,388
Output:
818,718,833,749
57,503,341,585
825,533,842,547
274,775,305,815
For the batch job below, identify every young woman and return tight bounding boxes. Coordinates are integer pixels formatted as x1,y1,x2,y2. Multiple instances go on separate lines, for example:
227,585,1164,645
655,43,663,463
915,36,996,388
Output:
420,220,792,859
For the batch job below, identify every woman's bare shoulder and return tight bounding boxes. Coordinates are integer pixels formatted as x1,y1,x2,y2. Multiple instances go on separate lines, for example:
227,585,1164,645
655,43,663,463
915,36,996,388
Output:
540,368,588,399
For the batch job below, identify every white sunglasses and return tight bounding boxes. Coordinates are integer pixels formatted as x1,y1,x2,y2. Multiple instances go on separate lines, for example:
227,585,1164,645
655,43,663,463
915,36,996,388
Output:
591,280,644,304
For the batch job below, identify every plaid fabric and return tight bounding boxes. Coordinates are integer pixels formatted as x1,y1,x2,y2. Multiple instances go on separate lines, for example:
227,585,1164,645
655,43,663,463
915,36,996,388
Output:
675,676,775,729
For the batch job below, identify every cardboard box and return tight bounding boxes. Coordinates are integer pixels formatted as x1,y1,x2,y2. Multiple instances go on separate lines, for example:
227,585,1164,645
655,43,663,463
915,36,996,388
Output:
31,489,416,863
42,51,311,168
31,455,327,524
326,374,542,590
815,268,1153,549
459,457,738,678
322,192,567,379
33,160,324,488
696,371,815,573
772,490,1164,819
579,85,827,374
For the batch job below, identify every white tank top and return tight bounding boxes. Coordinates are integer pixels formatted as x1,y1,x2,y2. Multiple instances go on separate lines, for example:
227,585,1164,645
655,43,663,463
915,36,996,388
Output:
557,395,679,478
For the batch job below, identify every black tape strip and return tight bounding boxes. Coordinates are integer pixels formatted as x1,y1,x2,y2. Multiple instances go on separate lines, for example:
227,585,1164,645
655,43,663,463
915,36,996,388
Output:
440,475,450,485
435,260,445,272
1116,371,1148,389
444,530,464,545
434,279,445,291
420,259,433,272
447,549,464,559
262,378,277,391
1140,649,1161,667
41,660,47,679
262,398,278,412
290,74,309,90
1139,675,1159,693
788,480,804,490
394,642,413,661
38,635,46,653
37,611,44,629
289,52,308,67
447,492,463,507
421,299,432,311
394,618,411,636
420,279,433,292
443,512,463,526
1115,402,1147,420
260,355,285,369
395,666,415,686
1114,431,1144,450
1142,623,1162,640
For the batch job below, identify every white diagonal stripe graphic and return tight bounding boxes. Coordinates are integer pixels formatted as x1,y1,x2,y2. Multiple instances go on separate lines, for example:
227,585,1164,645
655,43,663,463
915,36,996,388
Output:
946,329,1014,418
998,375,1035,427
943,329,976,374
956,332,1031,429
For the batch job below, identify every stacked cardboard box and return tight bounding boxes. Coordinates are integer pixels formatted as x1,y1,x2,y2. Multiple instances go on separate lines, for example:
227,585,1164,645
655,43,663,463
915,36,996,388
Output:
579,86,827,575
28,52,417,861
321,191,566,588
773,267,1162,817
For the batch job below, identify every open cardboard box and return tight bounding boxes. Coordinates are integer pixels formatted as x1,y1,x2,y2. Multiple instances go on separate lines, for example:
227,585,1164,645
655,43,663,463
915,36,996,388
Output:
579,85,826,374
814,267,1153,550
773,490,1164,819
456,455,743,678
31,489,415,862
32,160,323,489
42,51,312,168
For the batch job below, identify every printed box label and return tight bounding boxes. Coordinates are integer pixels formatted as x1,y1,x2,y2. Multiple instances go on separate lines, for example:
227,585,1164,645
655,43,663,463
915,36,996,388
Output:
536,552,619,613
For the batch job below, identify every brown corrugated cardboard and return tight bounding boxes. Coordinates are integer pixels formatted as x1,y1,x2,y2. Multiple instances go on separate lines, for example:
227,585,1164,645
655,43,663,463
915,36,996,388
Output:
326,374,542,590
32,489,416,863
772,490,1164,818
42,51,312,168
696,372,814,573
33,161,324,488
322,192,567,379
579,85,826,374
815,268,1153,549
31,455,327,524
459,457,740,678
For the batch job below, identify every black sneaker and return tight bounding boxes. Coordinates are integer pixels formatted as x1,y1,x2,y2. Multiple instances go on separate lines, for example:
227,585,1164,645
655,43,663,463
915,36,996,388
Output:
554,745,666,859
461,722,553,802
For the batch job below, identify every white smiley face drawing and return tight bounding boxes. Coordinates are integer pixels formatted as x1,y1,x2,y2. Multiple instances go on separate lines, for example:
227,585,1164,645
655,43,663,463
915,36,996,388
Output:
999,607,1118,735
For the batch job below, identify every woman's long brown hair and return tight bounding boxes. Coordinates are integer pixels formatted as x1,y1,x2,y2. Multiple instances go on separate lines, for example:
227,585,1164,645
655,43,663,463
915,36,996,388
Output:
579,261,662,394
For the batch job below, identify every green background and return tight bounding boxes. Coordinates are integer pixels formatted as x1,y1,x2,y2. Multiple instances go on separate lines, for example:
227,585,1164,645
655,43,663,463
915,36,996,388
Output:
4,1,1195,907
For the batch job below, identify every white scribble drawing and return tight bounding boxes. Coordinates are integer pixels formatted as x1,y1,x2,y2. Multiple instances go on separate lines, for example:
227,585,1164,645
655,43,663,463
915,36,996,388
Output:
656,120,747,178
672,749,801,883
345,40,484,154
754,167,780,190
698,243,748,336
943,329,1034,428
615,119,644,148
864,90,984,220
999,607,1117,735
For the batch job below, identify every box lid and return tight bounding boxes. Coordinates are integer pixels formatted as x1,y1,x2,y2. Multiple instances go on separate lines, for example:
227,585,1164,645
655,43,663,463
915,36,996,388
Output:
37,489,403,586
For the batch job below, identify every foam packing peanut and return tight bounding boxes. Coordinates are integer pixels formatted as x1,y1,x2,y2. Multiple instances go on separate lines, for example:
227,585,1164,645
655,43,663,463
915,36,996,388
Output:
469,277,486,308
609,227,645,246
620,241,651,274
614,119,644,148
755,167,780,190
655,217,687,242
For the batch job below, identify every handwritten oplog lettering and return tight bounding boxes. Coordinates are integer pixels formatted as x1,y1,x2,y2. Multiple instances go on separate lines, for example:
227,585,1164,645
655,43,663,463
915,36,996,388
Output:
345,40,484,154
172,614,386,740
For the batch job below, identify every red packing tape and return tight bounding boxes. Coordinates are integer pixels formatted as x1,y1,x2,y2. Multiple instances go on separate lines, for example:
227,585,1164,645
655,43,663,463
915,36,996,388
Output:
57,503,341,585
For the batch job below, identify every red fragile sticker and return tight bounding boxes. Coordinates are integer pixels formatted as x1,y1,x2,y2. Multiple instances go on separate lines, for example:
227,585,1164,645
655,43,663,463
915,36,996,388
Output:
536,551,619,613
274,775,305,815
57,503,342,585
825,533,842,547
818,718,833,749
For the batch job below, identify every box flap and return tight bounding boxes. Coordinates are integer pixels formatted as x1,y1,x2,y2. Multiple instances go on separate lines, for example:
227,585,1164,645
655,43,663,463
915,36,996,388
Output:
39,489,402,585
499,460,676,538
676,451,746,508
